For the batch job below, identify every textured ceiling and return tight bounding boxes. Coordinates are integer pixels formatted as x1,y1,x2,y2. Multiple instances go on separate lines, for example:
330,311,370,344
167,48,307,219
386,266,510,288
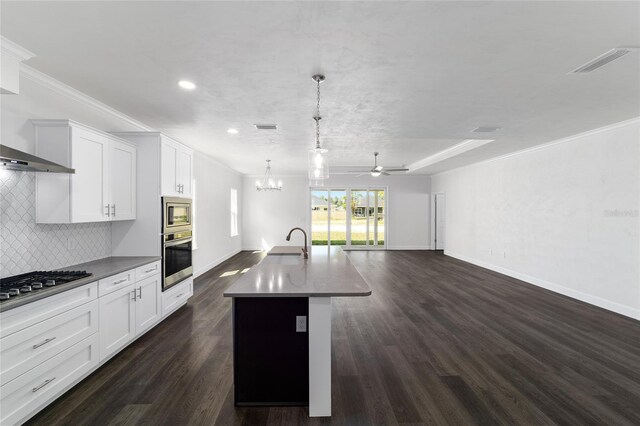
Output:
1,1,639,175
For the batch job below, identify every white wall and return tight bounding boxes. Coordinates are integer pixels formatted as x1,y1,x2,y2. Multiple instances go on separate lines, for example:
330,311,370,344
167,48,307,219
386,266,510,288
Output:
242,174,430,250
431,118,640,320
193,152,243,277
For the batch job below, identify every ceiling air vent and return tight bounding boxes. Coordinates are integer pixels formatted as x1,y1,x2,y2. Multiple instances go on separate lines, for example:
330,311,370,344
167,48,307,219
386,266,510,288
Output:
254,124,278,130
570,48,639,74
472,126,500,133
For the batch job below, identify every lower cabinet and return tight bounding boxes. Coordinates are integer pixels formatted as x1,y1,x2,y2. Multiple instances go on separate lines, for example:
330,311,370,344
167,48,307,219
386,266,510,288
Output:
135,274,162,335
161,277,193,317
0,333,100,425
0,261,189,425
99,273,162,362
99,284,136,360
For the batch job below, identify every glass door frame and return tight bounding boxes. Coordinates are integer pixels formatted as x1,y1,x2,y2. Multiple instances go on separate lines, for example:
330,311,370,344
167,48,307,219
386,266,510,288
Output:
308,186,388,250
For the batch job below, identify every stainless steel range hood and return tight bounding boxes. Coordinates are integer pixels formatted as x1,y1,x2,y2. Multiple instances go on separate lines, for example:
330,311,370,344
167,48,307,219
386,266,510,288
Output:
0,145,75,174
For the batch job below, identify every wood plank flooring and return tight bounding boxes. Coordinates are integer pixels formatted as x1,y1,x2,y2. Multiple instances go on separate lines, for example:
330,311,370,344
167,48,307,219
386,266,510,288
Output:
26,250,640,425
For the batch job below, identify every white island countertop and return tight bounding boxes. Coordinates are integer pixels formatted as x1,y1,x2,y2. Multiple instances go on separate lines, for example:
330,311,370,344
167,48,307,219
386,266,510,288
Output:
223,246,371,297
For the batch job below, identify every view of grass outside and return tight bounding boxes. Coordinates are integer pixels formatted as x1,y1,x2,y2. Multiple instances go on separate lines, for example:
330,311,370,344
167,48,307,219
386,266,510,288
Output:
311,189,385,246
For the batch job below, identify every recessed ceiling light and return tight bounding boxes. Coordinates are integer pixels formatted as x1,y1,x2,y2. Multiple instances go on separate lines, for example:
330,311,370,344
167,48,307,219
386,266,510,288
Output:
227,128,239,134
178,80,196,90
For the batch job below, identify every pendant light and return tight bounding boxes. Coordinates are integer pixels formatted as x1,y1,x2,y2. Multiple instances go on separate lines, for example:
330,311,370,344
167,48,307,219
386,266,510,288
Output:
309,74,328,184
256,160,283,191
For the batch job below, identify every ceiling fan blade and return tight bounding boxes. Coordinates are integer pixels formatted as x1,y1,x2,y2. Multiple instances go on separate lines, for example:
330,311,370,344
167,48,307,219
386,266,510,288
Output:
381,172,391,176
384,168,409,172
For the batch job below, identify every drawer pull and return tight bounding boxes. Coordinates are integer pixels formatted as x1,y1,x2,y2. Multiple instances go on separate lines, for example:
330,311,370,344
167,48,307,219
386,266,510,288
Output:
32,337,56,349
113,278,128,285
144,268,155,273
176,293,184,299
32,377,56,393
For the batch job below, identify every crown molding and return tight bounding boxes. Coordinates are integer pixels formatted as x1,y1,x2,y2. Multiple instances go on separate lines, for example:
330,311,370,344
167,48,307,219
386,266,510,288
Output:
0,36,36,62
20,64,154,132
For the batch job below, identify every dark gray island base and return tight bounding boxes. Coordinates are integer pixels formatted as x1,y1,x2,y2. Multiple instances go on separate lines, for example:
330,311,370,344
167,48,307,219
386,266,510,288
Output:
224,246,371,417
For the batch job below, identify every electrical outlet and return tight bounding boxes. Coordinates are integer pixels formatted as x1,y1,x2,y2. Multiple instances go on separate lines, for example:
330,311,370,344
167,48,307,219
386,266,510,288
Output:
489,248,493,255
296,316,307,332
67,238,76,251
503,250,506,258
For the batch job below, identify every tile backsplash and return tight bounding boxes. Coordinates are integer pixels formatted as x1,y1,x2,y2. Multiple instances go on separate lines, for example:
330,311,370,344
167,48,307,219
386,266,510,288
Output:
0,171,111,278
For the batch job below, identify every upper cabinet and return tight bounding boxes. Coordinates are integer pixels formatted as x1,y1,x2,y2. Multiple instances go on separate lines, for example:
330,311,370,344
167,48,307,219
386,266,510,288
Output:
161,136,192,198
33,120,136,223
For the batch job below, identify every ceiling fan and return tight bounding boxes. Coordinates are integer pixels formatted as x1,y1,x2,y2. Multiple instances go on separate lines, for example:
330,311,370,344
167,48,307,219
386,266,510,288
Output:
347,152,409,177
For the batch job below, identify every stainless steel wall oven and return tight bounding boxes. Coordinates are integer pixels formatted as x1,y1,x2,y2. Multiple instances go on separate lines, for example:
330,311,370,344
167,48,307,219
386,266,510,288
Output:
162,197,193,290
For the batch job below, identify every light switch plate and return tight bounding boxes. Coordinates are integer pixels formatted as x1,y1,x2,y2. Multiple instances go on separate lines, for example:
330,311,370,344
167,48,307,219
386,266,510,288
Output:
296,316,307,332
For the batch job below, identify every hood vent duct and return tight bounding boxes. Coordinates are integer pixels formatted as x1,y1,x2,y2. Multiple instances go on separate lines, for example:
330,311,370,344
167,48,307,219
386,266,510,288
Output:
0,145,75,173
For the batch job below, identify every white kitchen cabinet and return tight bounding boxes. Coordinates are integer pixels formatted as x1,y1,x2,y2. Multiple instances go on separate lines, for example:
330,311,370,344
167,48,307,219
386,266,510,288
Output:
99,283,136,360
177,148,193,197
0,334,100,426
135,274,162,334
110,139,137,220
161,277,193,317
99,266,162,361
33,120,136,223
161,136,192,197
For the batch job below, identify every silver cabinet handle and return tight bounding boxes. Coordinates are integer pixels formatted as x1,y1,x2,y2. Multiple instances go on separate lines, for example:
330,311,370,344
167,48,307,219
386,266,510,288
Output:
176,184,181,193
144,268,155,273
114,278,128,285
111,204,116,217
105,204,110,217
32,377,56,393
33,337,56,349
132,289,137,301
176,293,184,298
138,286,142,299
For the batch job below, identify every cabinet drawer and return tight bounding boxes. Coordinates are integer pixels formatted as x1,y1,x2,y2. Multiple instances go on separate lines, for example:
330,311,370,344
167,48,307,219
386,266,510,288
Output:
135,261,160,282
0,299,99,386
0,282,97,339
0,333,99,426
98,269,135,296
161,278,193,317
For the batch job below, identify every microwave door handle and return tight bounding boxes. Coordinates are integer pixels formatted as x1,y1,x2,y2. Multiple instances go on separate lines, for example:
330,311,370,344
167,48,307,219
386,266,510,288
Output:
164,237,192,247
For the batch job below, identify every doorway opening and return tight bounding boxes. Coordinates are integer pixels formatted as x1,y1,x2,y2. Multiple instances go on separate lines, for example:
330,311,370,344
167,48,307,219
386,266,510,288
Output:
431,192,445,251
310,188,386,249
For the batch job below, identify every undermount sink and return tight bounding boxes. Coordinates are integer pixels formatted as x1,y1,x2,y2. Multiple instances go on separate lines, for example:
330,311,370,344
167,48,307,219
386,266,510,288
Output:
268,246,305,255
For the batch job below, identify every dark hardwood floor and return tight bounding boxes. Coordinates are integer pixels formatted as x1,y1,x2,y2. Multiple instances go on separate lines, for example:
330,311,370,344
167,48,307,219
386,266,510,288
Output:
27,250,640,425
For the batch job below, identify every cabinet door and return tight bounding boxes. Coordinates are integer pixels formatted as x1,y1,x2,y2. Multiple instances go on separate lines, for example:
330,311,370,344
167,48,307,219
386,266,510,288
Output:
99,284,135,361
161,139,179,196
110,139,137,220
70,127,110,222
177,148,193,197
135,274,162,335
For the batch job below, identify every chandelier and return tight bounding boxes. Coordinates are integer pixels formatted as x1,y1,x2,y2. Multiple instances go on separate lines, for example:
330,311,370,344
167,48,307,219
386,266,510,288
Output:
256,160,282,191
309,74,328,186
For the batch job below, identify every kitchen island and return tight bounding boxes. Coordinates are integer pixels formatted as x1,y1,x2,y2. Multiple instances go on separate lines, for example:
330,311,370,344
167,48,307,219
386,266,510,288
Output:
223,246,371,417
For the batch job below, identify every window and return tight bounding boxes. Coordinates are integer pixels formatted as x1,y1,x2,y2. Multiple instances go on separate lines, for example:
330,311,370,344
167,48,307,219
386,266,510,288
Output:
230,188,238,237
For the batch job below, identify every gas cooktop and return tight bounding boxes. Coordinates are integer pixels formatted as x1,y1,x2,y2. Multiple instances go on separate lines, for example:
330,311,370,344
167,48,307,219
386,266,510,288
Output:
0,270,92,301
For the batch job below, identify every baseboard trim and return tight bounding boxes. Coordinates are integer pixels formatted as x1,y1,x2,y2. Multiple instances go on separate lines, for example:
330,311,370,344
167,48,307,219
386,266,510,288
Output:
193,249,242,279
445,250,640,321
387,245,432,250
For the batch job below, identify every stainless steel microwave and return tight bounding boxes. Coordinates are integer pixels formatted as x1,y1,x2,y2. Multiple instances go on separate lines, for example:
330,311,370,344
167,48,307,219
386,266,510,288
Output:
162,197,192,233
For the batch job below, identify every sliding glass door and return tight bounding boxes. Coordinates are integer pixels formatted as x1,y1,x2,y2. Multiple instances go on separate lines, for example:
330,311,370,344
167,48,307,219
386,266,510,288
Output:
311,188,386,249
